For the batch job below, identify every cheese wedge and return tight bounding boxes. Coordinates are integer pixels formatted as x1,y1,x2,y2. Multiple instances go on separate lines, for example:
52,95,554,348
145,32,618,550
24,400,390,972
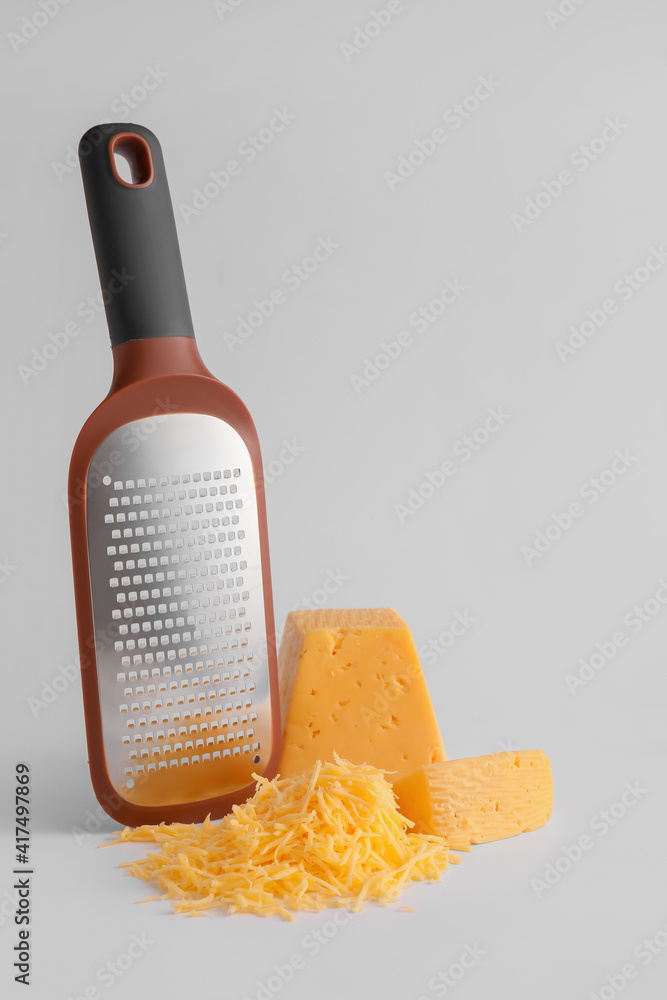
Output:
277,609,445,782
393,750,552,847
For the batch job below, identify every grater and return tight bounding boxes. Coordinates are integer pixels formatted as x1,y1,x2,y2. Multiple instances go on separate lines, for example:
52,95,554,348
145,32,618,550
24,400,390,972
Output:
68,124,281,827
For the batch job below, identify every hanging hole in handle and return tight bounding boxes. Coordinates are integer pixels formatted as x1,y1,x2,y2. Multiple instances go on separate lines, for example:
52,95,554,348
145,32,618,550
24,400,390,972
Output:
109,133,154,188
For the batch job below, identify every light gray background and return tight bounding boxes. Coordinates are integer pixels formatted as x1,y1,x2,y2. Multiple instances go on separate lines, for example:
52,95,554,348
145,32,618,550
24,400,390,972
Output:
2,1,667,997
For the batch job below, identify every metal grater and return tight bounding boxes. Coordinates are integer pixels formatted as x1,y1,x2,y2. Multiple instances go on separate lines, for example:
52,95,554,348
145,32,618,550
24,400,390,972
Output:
87,415,271,808
69,124,281,826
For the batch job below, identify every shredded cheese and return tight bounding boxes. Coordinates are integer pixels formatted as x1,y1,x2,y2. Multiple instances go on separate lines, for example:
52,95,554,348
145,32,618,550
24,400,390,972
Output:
104,756,457,919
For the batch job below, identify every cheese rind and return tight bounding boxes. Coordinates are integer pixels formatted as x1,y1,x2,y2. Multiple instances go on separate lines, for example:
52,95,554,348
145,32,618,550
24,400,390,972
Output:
278,609,445,782
393,750,552,847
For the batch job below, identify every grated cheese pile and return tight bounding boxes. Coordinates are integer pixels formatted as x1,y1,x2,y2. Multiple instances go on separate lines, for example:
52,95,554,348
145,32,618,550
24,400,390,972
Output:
104,756,457,919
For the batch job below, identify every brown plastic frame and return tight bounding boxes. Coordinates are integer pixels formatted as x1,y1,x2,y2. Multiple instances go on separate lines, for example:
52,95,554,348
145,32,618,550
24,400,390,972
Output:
68,337,281,827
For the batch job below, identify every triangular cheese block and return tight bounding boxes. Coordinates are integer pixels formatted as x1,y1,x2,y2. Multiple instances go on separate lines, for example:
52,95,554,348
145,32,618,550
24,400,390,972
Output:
277,608,445,782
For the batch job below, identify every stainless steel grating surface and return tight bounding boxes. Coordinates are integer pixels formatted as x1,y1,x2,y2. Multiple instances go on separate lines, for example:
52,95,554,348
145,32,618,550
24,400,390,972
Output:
85,413,272,806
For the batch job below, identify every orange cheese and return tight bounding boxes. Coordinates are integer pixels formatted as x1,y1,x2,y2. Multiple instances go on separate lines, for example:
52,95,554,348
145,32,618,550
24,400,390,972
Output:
393,750,553,848
277,609,445,782
105,756,456,919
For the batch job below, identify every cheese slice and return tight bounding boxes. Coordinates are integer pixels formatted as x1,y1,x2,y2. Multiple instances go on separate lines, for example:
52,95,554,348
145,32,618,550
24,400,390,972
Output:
393,750,552,847
277,608,445,782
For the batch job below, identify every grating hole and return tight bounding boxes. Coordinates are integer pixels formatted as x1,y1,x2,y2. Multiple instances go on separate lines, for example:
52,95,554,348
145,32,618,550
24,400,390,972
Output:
92,452,267,784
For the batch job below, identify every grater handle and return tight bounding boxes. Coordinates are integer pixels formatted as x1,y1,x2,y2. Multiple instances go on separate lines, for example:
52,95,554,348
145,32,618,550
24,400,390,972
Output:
78,123,195,348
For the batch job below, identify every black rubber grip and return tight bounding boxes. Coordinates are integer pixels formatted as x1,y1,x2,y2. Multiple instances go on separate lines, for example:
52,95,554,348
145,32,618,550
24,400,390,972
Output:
78,123,195,347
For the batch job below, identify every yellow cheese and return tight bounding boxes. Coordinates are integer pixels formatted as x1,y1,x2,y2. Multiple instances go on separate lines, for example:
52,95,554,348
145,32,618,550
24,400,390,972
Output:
393,750,552,848
104,756,456,919
277,609,445,782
